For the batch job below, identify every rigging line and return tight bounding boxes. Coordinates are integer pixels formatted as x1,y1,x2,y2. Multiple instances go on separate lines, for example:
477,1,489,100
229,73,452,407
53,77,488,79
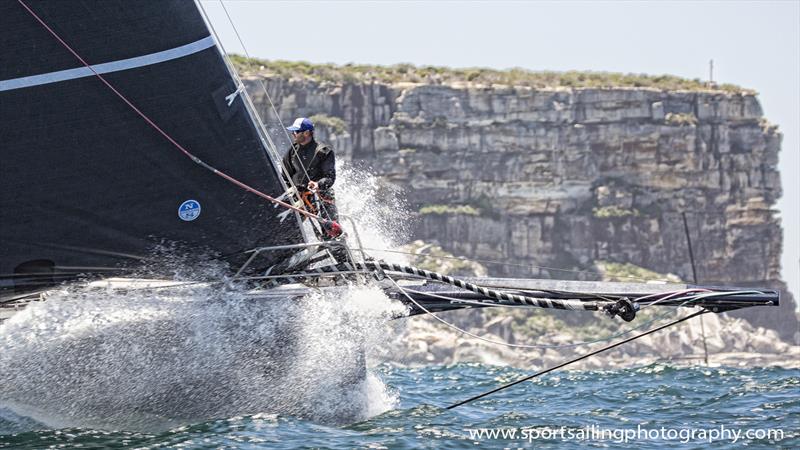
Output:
638,290,769,309
360,261,606,310
446,309,709,410
202,0,331,224
90,280,215,291
0,292,48,305
390,276,705,350
411,277,617,303
0,240,149,261
403,284,691,311
633,288,710,305
0,269,133,279
215,0,295,166
387,275,549,349
232,270,371,282
211,0,335,221
682,211,709,366
361,247,677,284
195,0,299,192
17,0,326,225
401,287,547,310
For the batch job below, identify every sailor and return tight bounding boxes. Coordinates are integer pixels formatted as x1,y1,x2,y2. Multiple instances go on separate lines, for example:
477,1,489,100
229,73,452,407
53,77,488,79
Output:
282,117,339,225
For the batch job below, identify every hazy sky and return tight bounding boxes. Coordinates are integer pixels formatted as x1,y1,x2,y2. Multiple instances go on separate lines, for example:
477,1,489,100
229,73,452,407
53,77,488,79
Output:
202,0,799,300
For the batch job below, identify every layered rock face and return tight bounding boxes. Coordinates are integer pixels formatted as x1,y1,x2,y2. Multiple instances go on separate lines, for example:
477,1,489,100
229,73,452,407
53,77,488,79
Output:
379,308,800,369
246,75,796,340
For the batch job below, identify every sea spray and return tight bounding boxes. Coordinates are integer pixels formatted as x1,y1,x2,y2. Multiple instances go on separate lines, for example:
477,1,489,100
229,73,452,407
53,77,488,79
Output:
0,280,406,431
264,124,413,266
335,164,413,265
0,152,415,432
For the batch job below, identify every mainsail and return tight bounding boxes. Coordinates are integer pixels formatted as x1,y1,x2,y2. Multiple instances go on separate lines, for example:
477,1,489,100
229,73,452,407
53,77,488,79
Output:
0,0,305,293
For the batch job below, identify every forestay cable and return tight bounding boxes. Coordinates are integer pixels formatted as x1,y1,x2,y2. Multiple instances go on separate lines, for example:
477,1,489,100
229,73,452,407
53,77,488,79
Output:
202,0,336,222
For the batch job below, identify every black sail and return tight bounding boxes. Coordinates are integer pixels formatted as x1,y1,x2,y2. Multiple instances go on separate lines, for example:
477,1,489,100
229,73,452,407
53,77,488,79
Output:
0,0,305,292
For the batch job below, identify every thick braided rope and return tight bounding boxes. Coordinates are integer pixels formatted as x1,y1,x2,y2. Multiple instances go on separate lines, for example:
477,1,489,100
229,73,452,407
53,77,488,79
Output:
333,261,605,311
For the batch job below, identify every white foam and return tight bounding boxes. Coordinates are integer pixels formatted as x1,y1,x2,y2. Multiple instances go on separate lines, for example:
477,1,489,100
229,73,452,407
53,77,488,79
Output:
0,282,405,431
335,165,412,265
0,165,414,432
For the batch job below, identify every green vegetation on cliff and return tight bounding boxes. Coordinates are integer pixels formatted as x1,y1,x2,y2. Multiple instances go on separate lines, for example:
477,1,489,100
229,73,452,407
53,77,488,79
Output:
419,204,481,216
309,114,348,134
592,206,640,218
230,55,750,93
401,240,487,277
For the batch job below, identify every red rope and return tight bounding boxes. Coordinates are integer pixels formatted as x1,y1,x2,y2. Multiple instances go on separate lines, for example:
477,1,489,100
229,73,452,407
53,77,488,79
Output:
16,0,322,222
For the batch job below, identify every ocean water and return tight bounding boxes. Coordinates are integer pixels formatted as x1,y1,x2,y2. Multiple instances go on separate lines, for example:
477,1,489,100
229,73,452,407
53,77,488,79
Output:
2,168,796,449
0,281,797,449
0,363,797,449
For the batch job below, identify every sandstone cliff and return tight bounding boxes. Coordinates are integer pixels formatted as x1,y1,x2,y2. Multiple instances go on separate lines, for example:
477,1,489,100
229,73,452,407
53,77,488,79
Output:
240,63,797,341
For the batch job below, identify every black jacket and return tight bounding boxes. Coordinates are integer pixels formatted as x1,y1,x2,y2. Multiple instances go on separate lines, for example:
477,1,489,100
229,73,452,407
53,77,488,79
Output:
281,139,335,192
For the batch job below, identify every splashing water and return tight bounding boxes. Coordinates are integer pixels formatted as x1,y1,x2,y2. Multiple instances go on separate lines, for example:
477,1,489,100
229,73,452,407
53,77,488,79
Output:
0,278,406,431
335,164,413,265
0,158,416,432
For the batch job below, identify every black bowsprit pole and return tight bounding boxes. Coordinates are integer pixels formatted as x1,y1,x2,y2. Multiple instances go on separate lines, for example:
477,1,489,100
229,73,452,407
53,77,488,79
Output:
446,310,708,410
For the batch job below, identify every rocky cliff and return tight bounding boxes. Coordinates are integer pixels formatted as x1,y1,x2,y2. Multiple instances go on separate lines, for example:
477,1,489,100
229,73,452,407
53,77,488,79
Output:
240,63,797,341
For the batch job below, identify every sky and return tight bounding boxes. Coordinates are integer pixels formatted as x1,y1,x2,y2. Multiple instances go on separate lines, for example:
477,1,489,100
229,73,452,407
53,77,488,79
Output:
201,0,799,301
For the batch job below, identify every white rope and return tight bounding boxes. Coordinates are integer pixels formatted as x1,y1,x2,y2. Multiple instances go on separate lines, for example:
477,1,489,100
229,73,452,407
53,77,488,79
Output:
638,289,768,309
401,286,539,310
225,83,245,106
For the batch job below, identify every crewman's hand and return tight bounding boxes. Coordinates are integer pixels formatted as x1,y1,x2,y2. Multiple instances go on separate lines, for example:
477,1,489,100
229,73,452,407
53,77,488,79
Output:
307,180,319,193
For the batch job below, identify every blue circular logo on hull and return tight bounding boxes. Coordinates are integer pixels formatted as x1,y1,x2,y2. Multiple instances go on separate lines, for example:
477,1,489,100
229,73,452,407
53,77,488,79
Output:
178,200,201,221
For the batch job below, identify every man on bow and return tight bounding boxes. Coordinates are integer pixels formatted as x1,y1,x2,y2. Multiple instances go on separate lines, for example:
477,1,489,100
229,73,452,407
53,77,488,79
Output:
281,117,339,227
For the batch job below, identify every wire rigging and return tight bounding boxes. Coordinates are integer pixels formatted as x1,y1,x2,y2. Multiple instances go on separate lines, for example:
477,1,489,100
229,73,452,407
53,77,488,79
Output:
200,0,336,222
195,0,292,183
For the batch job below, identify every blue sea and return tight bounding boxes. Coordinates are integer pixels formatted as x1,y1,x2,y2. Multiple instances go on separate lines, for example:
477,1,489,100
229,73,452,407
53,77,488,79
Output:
1,364,797,449
1,284,797,449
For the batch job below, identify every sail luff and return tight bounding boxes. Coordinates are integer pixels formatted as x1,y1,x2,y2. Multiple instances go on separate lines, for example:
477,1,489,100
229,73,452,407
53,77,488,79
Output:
193,1,312,243
1,0,306,293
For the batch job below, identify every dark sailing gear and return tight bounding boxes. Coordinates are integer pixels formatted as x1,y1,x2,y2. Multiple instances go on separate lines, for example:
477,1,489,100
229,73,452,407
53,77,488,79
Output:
282,139,335,191
282,138,338,222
